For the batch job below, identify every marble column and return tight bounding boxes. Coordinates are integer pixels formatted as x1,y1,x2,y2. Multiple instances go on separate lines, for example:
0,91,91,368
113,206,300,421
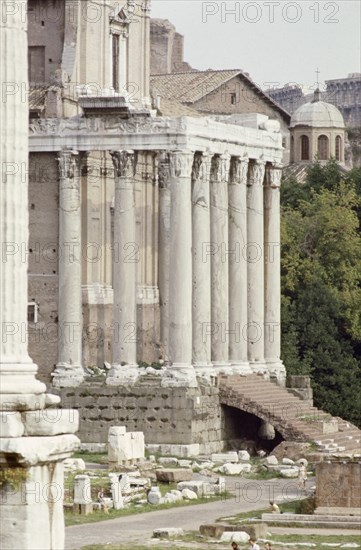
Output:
158,153,171,361
107,150,139,385
228,156,252,375
210,154,231,372
162,151,197,387
0,4,79,548
247,159,267,374
52,150,84,387
0,0,46,396
191,152,214,382
264,163,286,384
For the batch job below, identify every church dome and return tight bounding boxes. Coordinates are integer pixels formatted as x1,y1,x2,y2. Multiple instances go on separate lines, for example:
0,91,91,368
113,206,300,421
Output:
290,99,345,129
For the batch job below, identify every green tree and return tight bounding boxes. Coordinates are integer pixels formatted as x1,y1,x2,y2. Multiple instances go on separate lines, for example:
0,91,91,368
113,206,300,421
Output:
281,161,361,427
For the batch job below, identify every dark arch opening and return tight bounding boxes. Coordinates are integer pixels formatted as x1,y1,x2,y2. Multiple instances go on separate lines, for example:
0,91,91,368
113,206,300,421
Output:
221,404,284,454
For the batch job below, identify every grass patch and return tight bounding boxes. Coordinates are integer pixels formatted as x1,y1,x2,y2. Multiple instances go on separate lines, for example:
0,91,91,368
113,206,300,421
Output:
65,491,230,527
72,451,108,464
217,499,302,524
79,532,361,550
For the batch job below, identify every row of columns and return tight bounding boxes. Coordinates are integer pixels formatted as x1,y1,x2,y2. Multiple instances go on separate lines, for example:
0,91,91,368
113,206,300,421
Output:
52,148,285,387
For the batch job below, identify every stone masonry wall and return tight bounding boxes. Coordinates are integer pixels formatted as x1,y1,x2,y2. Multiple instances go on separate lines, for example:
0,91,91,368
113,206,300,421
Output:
57,380,222,451
316,461,361,510
28,153,59,383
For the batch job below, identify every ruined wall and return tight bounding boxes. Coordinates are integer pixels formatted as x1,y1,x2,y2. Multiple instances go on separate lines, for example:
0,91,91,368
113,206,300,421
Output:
150,19,194,75
28,153,59,383
316,461,361,512
28,0,65,83
57,381,222,452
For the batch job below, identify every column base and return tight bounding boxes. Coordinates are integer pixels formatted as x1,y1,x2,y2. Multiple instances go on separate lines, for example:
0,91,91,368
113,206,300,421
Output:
249,360,269,378
161,364,198,388
230,361,253,376
52,363,85,388
194,363,216,385
0,363,46,394
106,364,140,386
266,360,287,386
212,362,232,375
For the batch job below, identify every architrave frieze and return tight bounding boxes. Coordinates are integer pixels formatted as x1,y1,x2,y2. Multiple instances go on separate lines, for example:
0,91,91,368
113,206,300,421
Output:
29,115,283,164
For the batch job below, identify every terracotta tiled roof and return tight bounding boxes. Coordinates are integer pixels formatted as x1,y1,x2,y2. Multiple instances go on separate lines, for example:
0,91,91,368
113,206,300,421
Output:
156,97,202,117
151,69,291,122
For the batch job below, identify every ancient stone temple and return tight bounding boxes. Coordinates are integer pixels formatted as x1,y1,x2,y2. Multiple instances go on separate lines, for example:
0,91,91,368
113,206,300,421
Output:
27,0,285,390
0,1,79,548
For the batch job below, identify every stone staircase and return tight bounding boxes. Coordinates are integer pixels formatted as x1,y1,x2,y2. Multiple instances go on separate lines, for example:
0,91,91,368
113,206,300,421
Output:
218,375,361,455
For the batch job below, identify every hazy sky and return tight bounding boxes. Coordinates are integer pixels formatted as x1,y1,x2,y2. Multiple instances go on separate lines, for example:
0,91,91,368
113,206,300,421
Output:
151,0,361,93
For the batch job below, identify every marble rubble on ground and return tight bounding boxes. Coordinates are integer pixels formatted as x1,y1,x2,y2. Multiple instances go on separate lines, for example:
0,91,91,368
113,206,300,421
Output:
156,468,193,482
108,426,145,465
238,450,251,462
153,528,184,538
217,463,251,475
181,488,198,500
211,452,239,463
63,458,86,472
220,531,251,543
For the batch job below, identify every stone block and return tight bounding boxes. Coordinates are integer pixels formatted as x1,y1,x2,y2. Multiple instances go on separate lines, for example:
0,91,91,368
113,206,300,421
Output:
0,411,25,437
218,463,244,475
263,455,278,466
211,452,239,463
156,468,192,483
158,457,179,466
153,527,184,538
22,409,79,436
282,458,295,465
74,475,92,504
72,503,93,515
199,524,227,538
220,531,250,543
238,450,251,462
108,426,145,464
181,488,198,500
279,467,299,478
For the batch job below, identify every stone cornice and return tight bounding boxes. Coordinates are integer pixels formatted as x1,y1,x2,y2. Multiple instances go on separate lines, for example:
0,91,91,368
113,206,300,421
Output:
29,115,283,164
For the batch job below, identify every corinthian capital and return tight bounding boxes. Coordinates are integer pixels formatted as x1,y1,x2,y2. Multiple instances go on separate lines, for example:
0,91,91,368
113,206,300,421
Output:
248,159,266,187
192,152,212,182
265,163,283,188
230,156,249,185
168,150,194,179
110,150,136,179
57,149,79,180
210,153,231,183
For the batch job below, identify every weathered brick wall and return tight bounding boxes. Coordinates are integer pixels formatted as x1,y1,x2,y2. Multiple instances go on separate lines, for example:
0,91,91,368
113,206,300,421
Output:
192,76,288,128
57,381,222,448
316,461,361,509
28,153,59,383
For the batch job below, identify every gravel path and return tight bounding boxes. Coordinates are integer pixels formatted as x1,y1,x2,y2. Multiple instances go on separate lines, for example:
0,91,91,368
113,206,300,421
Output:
65,477,313,549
